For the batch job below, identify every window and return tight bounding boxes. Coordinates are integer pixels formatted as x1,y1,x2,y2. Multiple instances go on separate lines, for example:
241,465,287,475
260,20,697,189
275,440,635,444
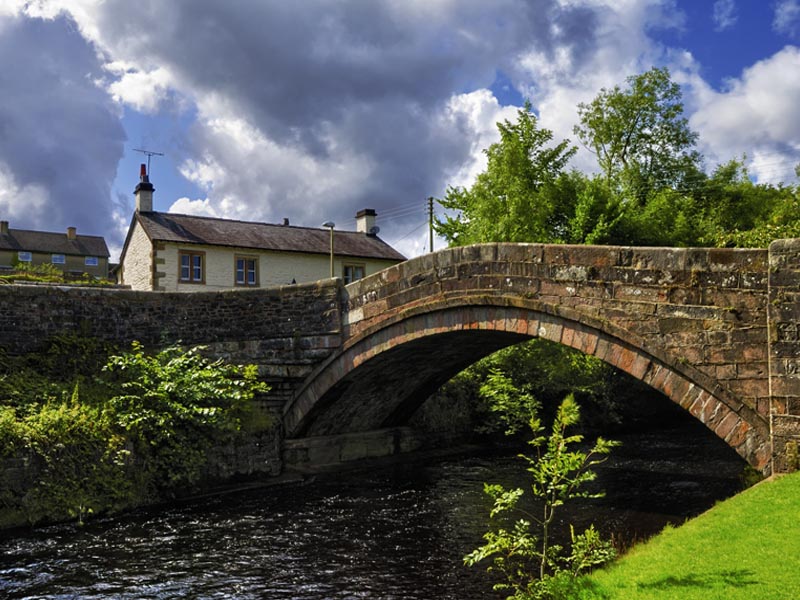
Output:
85,256,99,267
17,251,32,262
343,263,365,284
51,254,66,265
235,256,259,287
179,250,205,283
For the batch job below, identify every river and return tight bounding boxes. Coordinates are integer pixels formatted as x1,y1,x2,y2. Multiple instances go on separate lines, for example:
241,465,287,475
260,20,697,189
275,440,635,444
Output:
0,415,749,599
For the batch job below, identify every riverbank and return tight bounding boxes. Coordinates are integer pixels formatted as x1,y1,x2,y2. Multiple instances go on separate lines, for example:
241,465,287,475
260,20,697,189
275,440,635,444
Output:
580,471,800,599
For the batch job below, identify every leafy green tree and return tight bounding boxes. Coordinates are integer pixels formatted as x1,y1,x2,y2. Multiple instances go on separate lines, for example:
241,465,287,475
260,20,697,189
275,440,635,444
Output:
465,395,618,599
574,67,702,202
437,103,577,245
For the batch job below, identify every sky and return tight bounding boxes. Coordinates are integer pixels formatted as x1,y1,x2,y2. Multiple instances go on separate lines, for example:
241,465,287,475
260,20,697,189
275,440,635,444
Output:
0,1,798,261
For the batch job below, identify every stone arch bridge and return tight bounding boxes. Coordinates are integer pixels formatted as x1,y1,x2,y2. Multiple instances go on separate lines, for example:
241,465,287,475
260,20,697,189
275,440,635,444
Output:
284,241,800,475
2,241,800,475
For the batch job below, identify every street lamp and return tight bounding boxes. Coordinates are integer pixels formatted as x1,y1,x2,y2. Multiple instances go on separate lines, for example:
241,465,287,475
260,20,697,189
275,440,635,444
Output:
322,221,335,278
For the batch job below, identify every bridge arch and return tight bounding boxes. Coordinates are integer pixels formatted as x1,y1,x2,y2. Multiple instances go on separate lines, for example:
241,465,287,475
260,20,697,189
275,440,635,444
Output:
284,295,770,470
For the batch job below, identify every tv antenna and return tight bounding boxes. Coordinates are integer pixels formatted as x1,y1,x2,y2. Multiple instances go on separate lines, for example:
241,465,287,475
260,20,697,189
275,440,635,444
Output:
133,148,165,175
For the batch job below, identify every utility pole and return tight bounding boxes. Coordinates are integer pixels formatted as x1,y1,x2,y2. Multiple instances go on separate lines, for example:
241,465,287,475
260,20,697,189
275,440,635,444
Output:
428,197,435,253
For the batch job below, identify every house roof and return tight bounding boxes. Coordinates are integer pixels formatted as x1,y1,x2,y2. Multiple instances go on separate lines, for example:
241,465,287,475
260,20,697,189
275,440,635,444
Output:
0,227,110,257
133,211,406,262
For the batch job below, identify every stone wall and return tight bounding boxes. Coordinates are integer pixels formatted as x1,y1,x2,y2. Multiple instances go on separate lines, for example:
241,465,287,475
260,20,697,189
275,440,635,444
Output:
768,239,800,472
0,280,344,407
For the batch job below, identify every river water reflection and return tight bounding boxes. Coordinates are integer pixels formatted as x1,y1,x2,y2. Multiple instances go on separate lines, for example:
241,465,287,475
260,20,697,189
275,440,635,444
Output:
1,417,748,599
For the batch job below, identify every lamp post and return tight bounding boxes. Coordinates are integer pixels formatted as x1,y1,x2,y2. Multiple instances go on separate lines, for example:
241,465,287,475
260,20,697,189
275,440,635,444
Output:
322,221,335,278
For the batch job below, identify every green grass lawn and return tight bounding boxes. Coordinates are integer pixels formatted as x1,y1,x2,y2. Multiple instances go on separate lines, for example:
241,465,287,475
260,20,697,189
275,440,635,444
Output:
578,471,800,600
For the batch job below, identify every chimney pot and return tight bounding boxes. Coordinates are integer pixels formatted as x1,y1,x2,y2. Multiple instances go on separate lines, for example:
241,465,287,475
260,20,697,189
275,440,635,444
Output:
67,226,77,241
0,220,8,235
283,218,290,226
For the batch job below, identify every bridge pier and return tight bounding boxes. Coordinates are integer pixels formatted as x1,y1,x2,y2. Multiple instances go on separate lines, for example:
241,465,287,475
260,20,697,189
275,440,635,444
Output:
768,239,800,472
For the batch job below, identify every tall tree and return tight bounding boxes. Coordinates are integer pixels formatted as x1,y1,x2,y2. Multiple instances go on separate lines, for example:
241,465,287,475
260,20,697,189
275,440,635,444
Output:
436,103,577,245
574,67,702,201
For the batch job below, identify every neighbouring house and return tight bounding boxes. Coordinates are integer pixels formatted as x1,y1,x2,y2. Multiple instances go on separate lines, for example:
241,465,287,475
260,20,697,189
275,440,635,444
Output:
117,165,406,291
0,219,110,279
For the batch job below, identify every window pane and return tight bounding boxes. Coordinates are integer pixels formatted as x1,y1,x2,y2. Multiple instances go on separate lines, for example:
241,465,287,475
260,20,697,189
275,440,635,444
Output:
192,255,202,281
247,260,256,284
17,251,32,262
51,254,65,264
181,254,190,280
236,258,245,284
85,256,98,266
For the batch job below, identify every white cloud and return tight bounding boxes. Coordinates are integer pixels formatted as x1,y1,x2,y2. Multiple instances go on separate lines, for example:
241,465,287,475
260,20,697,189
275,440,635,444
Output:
168,197,221,218
0,162,50,224
689,46,800,183
774,0,800,37
105,63,173,113
713,0,737,31
442,90,520,189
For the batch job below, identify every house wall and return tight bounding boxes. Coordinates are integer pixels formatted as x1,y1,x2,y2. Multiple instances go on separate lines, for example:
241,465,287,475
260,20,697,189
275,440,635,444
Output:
0,249,108,278
154,242,399,292
120,221,155,291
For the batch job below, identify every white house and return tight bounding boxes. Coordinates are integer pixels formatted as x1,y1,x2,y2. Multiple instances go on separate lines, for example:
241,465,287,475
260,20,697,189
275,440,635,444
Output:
117,165,405,292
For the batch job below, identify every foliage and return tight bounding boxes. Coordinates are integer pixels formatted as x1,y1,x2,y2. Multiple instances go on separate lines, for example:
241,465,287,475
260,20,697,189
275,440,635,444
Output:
479,368,540,435
0,341,270,526
457,338,621,435
465,395,619,599
0,261,114,286
437,103,578,246
19,389,133,525
574,67,702,201
103,342,269,492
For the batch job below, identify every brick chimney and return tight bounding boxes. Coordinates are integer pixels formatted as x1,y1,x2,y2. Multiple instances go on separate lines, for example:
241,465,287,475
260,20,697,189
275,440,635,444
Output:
0,220,8,235
134,163,155,212
67,226,77,241
355,208,376,234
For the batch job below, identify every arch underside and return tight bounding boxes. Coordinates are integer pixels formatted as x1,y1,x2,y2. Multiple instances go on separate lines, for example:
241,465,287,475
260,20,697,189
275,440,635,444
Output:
284,302,771,471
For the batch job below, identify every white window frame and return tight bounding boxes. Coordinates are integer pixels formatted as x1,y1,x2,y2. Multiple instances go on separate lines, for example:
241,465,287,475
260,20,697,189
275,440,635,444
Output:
179,250,205,284
85,256,99,267
17,251,32,262
51,254,66,265
235,255,259,287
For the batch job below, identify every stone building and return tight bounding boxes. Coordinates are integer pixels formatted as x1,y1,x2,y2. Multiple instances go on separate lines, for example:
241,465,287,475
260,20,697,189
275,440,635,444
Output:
0,220,110,279
117,165,405,291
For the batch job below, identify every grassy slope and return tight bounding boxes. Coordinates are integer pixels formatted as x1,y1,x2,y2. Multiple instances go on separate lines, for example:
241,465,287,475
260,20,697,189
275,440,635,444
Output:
581,472,800,600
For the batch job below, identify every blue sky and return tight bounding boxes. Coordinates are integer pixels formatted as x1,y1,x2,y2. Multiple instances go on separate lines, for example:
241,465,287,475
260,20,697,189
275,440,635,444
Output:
1,1,798,260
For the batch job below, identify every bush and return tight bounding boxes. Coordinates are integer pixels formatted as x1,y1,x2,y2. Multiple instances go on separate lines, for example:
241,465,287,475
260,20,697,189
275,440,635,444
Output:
0,341,270,526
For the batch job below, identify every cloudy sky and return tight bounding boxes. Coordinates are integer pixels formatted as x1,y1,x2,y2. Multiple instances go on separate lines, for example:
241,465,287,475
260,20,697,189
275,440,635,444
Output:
0,1,798,259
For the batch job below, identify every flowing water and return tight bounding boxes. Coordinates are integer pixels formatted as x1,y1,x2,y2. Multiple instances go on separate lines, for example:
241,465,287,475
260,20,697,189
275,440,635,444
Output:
0,417,748,599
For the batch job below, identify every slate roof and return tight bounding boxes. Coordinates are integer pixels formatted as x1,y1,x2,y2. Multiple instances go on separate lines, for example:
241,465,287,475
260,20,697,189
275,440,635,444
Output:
133,211,406,262
0,227,110,257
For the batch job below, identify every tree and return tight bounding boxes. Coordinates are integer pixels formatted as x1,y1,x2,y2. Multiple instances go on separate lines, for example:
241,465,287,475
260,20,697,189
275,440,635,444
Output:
437,103,577,245
465,395,619,599
574,67,702,202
